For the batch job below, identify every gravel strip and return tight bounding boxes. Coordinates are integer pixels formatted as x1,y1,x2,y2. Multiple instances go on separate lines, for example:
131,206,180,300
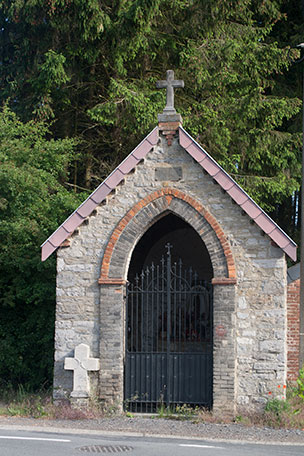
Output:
0,416,304,444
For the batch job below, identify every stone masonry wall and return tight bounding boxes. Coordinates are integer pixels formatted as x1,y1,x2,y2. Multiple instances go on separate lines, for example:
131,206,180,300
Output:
287,279,300,383
54,131,287,412
54,242,101,400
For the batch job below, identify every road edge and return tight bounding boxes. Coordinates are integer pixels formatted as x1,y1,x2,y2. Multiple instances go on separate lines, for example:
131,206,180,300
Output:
0,423,304,447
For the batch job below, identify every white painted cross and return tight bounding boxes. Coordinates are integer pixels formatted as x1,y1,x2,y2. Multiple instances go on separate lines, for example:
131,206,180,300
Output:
64,343,100,398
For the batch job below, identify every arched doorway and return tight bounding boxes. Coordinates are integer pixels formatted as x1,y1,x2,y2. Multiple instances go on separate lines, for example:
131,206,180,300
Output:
125,214,213,412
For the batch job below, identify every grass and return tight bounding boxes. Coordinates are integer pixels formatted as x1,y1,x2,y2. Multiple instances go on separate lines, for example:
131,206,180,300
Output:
0,393,303,428
230,397,304,429
155,397,304,428
0,386,50,419
157,403,202,421
0,385,106,420
0,374,304,428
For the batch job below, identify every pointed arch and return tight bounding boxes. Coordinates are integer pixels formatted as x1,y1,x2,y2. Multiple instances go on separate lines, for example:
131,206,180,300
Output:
99,188,236,284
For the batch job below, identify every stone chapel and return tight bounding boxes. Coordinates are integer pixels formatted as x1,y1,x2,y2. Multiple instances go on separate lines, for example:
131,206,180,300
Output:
41,71,298,414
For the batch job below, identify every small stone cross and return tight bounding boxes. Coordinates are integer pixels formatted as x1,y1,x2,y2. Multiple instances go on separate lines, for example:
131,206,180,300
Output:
156,70,184,114
64,343,100,398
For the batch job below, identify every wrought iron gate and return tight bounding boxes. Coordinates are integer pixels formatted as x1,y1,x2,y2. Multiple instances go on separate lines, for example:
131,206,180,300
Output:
124,244,213,412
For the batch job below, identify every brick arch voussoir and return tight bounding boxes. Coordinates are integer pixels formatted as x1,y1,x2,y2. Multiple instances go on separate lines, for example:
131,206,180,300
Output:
99,189,236,284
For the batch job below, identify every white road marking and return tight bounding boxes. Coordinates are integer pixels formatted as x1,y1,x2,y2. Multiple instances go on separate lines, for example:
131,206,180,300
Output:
179,444,224,449
0,436,71,442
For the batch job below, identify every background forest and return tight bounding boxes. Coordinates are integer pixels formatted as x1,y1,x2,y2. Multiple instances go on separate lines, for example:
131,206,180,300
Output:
0,0,303,390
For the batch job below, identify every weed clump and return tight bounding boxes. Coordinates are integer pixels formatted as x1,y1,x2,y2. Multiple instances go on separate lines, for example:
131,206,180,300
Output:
0,385,106,420
234,368,304,429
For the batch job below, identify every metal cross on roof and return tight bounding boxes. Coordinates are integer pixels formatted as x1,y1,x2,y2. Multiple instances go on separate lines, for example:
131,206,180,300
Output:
156,70,184,115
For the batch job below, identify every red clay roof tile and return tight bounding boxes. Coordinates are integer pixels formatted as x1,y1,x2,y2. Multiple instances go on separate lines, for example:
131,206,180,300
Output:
213,171,234,190
49,226,71,247
41,241,56,262
284,243,297,262
77,198,98,218
201,156,221,177
240,199,261,219
146,127,159,145
119,155,140,175
132,139,153,159
226,185,248,205
179,129,192,149
254,213,276,234
63,212,84,233
270,229,290,249
105,169,124,188
91,183,111,204
186,143,204,162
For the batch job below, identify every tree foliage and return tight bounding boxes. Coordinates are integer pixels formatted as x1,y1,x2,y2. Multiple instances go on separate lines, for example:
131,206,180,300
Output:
0,106,85,389
0,0,303,388
0,0,301,208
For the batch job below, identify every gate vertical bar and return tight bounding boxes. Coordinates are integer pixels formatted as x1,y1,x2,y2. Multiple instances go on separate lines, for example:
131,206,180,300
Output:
166,243,172,407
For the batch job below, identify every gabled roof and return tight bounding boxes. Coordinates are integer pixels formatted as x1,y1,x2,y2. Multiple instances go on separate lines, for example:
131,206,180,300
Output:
179,127,297,261
41,125,297,262
41,127,158,261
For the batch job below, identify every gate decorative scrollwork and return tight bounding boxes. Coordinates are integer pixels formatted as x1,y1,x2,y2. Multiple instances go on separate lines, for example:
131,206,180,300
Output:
124,244,213,412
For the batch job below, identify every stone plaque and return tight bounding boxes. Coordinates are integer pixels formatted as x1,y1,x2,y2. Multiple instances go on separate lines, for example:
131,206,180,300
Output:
155,166,182,182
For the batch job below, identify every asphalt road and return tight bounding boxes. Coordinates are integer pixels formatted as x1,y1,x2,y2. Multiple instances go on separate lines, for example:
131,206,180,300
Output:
0,429,304,456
